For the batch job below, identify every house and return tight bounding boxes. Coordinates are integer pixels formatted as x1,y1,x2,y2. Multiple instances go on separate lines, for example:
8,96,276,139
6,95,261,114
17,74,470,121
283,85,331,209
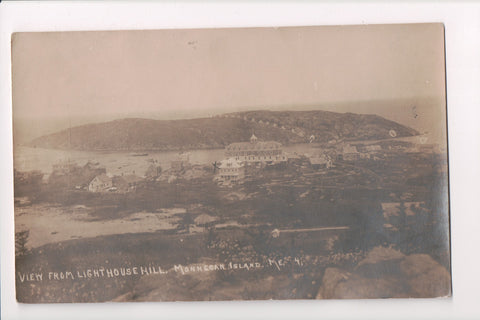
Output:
342,145,359,161
359,152,370,159
81,161,107,185
88,174,113,192
215,158,245,185
224,134,287,164
309,154,333,168
357,144,382,160
365,145,382,152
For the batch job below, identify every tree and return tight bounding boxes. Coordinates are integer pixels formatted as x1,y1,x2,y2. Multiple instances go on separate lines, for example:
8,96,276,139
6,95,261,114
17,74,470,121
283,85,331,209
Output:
15,230,30,257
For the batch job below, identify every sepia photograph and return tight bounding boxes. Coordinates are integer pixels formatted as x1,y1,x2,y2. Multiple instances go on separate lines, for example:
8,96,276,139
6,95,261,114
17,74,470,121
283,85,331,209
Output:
11,23,450,303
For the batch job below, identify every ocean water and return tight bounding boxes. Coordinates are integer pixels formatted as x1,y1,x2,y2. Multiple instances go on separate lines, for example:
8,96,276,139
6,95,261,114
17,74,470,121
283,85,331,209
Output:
13,146,225,177
13,144,320,177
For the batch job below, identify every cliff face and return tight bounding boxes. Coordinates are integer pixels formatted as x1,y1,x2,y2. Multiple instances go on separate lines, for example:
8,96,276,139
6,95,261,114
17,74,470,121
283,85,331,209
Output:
30,110,418,151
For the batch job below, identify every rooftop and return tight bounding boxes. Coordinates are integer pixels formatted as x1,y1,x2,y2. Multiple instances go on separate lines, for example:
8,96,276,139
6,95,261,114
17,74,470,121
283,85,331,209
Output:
92,173,111,184
226,140,282,151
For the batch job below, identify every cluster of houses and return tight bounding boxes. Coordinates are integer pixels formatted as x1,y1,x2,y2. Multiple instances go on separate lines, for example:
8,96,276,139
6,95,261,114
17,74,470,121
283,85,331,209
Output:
87,173,144,193
303,143,385,169
217,113,309,140
51,134,403,191
88,153,197,192
335,142,443,162
50,151,200,193
215,134,369,186
49,159,160,193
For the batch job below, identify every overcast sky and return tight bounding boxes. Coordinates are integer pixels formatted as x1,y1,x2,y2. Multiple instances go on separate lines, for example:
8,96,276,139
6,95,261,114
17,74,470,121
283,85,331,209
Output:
12,23,446,139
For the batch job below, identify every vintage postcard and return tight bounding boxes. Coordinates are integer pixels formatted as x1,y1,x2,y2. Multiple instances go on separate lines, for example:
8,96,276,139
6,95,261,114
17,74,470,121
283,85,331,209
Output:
12,23,450,303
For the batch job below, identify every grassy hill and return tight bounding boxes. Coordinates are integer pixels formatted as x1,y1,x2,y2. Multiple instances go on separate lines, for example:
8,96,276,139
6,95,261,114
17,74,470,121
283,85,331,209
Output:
29,110,418,151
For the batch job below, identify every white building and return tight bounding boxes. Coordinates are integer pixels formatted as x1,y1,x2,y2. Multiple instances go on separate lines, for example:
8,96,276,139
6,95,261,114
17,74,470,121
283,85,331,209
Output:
88,174,113,192
215,158,245,185
224,134,287,163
